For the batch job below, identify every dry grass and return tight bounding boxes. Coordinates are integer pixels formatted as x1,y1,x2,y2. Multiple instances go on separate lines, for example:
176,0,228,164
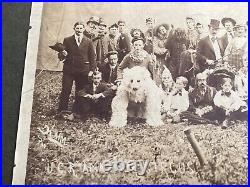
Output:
25,71,248,184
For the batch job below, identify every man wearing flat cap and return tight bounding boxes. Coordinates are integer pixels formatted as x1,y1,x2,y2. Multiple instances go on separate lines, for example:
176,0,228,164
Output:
221,17,236,49
103,23,120,53
84,16,100,40
196,19,226,72
93,18,108,67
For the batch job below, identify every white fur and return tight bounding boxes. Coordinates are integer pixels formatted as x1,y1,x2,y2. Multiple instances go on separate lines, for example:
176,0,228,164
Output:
109,66,164,127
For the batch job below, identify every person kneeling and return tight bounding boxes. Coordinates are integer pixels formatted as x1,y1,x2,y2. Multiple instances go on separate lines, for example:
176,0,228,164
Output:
75,71,114,121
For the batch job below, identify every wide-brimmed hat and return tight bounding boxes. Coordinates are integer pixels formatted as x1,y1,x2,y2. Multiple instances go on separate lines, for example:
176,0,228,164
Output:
208,19,220,29
154,23,170,36
87,16,99,25
221,17,236,26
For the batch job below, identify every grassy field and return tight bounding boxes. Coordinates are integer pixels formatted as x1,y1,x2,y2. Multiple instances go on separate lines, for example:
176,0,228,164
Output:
25,71,248,184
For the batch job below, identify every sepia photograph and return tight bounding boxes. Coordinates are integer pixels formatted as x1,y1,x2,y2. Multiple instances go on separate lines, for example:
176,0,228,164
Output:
12,2,248,184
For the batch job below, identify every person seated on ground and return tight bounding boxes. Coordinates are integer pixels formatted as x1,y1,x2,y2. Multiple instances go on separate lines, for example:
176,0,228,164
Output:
213,77,248,129
160,66,175,120
75,71,114,122
165,76,189,123
99,50,119,91
181,73,217,124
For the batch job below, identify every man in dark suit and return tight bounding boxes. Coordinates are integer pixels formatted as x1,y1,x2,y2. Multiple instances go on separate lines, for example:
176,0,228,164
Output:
76,71,113,120
181,73,217,124
117,20,131,63
220,17,236,50
100,51,118,85
57,21,96,116
196,19,226,72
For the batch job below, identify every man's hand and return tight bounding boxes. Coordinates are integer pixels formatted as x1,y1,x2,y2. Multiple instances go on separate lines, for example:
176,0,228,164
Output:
115,79,122,86
61,50,68,57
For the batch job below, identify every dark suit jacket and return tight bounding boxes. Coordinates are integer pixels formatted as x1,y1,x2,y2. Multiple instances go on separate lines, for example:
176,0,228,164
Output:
77,82,113,97
100,63,118,84
118,33,131,61
62,35,96,74
189,85,216,111
196,36,225,71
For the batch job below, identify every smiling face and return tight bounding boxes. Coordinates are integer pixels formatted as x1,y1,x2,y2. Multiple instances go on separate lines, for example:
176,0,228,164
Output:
74,24,84,36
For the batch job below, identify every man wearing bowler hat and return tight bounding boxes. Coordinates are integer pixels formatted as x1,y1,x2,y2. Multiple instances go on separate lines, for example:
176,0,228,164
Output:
196,19,226,72
221,17,236,49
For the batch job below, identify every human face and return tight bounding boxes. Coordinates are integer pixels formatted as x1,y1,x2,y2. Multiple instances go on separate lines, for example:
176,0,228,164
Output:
209,27,219,37
221,81,232,92
162,74,173,87
87,22,98,34
197,78,207,88
146,21,154,30
175,79,185,90
236,26,246,37
109,54,118,67
186,19,195,30
158,26,167,35
118,22,125,33
196,24,204,34
133,40,144,52
109,27,118,36
133,30,141,38
224,21,234,33
99,25,106,35
93,74,102,85
74,25,84,36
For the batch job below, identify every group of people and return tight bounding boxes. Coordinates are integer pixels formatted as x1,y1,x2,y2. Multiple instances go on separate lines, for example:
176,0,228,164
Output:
54,15,248,129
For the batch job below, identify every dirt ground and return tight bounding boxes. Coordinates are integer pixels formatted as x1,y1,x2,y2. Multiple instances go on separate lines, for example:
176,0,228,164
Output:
25,71,248,184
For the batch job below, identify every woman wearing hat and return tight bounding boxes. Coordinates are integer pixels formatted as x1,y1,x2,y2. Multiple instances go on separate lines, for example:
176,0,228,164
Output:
116,37,154,81
224,23,248,71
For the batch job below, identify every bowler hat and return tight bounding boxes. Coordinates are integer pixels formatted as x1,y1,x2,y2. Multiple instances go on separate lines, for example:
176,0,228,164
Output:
221,17,236,26
208,19,220,29
87,16,99,25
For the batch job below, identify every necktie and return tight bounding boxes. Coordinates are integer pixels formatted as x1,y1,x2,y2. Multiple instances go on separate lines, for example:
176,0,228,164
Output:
78,37,81,45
